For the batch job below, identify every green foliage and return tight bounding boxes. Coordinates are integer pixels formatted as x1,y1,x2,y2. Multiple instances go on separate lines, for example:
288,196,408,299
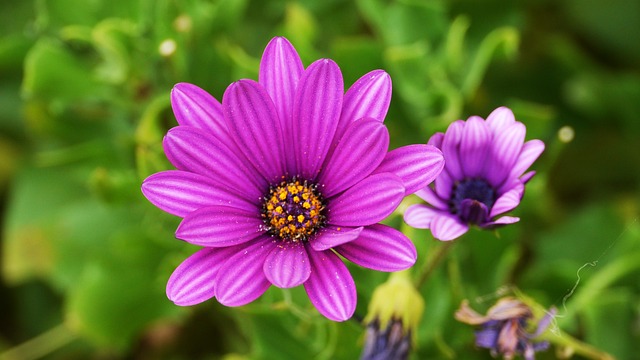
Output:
1,0,639,359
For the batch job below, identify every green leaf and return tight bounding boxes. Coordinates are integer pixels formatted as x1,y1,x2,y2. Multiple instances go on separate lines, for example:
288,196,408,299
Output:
240,309,362,360
582,289,635,359
2,166,85,284
65,231,180,351
22,39,101,102
563,0,640,64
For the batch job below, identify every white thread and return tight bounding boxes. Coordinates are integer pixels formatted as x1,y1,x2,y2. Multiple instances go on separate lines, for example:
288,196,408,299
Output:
554,217,637,320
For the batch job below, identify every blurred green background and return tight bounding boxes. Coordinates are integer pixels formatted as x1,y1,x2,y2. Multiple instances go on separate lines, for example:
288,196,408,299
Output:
1,0,639,359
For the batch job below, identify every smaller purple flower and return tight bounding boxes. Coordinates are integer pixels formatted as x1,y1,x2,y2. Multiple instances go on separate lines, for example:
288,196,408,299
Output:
404,107,545,241
455,297,556,360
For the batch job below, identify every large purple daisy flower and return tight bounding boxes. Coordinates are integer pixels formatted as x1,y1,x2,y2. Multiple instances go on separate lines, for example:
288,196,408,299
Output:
404,107,544,241
141,37,444,321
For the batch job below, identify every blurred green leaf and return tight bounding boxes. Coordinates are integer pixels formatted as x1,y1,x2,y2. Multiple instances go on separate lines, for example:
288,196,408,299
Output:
3,163,181,349
65,231,179,351
582,289,635,359
239,310,362,360
22,39,102,102
3,166,84,283
35,0,139,30
562,0,640,65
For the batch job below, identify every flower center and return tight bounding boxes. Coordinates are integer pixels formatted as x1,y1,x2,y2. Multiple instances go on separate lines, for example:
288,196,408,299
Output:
449,178,496,223
261,178,325,242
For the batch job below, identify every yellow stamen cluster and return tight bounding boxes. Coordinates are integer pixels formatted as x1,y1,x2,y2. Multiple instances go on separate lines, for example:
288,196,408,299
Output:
262,179,325,241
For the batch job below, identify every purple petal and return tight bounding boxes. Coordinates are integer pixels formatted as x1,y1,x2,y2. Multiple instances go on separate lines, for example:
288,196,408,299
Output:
163,126,265,200
486,106,515,133
498,177,525,196
373,144,444,195
171,83,227,137
510,139,545,179
336,224,417,272
263,242,311,288
520,171,536,184
166,246,239,306
460,199,490,225
441,120,464,179
176,206,263,247
415,187,448,210
427,132,444,148
531,307,557,337
341,69,391,123
328,173,404,227
331,69,391,151
292,59,344,180
259,37,304,175
524,344,537,360
435,168,454,199
486,122,526,187
223,79,285,183
259,36,303,127
142,170,253,217
475,327,499,349
310,226,363,251
319,119,389,197
303,248,356,321
431,215,469,241
215,237,275,306
460,116,491,177
490,188,523,218
482,216,520,227
404,204,441,229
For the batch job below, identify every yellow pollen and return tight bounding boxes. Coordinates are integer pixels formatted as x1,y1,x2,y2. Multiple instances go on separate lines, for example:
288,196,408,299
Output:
262,179,325,242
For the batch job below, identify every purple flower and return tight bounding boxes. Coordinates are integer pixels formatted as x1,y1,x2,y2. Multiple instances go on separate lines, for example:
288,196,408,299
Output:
360,319,411,360
455,297,556,360
404,107,544,241
141,37,444,321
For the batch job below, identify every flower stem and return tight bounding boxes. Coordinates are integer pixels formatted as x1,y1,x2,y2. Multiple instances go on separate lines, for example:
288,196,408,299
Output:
281,288,313,321
0,323,75,360
414,240,456,289
540,328,614,360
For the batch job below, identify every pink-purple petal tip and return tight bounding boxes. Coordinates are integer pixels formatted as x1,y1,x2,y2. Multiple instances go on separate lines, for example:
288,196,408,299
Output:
336,224,417,272
264,243,311,288
374,144,444,195
304,249,356,321
215,239,274,306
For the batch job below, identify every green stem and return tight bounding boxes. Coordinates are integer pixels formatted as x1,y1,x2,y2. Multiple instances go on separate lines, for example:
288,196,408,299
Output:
0,324,75,360
414,240,456,289
281,289,313,321
315,321,338,360
540,328,614,360
461,26,519,99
